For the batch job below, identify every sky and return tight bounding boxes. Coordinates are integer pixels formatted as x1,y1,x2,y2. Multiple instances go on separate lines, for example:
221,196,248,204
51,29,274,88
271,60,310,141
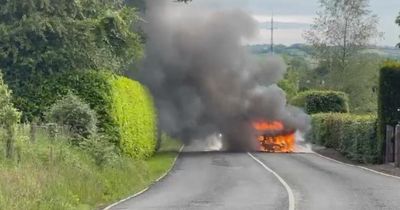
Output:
172,0,400,47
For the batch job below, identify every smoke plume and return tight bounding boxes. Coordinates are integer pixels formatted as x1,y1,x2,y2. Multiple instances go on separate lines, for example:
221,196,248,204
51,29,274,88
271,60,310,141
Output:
136,1,310,151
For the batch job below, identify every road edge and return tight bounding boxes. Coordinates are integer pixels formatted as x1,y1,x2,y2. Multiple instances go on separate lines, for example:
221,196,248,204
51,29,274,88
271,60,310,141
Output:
312,152,400,180
248,153,295,210
103,145,185,210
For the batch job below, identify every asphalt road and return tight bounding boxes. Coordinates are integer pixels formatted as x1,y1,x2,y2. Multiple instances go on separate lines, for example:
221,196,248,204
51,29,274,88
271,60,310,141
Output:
110,150,400,210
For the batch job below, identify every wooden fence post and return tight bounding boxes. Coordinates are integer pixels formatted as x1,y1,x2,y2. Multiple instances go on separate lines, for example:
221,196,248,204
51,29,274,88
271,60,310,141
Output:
386,125,394,163
30,121,36,143
395,124,400,167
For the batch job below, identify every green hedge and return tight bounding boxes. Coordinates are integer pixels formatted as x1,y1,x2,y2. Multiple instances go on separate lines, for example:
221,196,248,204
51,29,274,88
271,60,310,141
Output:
5,70,157,158
309,113,378,163
111,77,157,159
51,71,119,144
291,90,349,114
378,61,400,162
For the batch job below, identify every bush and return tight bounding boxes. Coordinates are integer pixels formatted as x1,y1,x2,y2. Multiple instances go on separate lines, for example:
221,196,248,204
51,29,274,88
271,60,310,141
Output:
291,90,349,114
309,113,378,163
79,134,117,166
46,93,98,143
378,61,400,162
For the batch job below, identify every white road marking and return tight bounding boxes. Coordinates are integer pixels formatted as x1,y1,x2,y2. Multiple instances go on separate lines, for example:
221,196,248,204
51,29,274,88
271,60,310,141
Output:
248,152,295,210
103,145,185,210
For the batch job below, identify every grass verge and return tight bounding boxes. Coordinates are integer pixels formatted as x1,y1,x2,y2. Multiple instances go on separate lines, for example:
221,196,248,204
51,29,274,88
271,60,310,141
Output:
0,127,182,210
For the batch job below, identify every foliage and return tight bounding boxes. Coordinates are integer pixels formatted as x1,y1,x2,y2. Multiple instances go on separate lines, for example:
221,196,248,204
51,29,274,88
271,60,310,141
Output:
291,90,349,114
377,61,400,162
304,0,380,72
46,93,98,143
0,125,181,210
0,0,143,121
79,134,117,166
309,113,378,163
332,53,383,113
0,71,21,159
47,71,119,145
278,55,310,100
19,70,157,158
278,69,299,100
111,76,157,159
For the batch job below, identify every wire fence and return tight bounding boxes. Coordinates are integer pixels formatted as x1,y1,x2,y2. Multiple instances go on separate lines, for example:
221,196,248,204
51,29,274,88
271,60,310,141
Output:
0,123,73,161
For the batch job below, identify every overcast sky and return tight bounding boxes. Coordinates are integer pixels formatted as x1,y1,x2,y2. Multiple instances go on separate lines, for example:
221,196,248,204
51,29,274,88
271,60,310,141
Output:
173,0,399,46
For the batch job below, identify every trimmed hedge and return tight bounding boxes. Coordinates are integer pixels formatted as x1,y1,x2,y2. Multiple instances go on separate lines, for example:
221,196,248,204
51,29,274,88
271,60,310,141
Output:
111,77,157,159
10,70,157,159
291,90,349,114
378,61,400,162
309,113,378,163
51,71,119,144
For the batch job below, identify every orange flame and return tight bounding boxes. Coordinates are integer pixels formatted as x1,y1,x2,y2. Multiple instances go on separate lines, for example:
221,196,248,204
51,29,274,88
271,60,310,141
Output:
252,120,295,153
252,121,284,131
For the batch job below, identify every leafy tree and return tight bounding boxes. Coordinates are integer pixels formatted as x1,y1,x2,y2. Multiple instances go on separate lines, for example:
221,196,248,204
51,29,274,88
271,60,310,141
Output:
0,0,143,120
338,53,382,113
0,71,21,159
304,0,380,72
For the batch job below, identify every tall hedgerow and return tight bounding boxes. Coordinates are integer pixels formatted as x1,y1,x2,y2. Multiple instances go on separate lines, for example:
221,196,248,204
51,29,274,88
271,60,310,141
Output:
111,77,157,159
310,113,378,163
378,61,400,162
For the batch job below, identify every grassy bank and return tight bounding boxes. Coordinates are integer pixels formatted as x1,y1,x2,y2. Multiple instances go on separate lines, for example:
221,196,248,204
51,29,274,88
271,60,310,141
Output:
0,126,182,210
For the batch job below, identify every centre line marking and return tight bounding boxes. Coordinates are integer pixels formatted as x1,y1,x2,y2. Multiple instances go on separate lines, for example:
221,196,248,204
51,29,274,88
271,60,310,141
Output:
248,152,295,210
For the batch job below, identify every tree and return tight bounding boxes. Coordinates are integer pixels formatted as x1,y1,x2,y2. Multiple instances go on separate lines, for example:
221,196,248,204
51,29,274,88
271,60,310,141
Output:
0,71,21,159
340,53,382,113
304,0,380,72
0,0,143,120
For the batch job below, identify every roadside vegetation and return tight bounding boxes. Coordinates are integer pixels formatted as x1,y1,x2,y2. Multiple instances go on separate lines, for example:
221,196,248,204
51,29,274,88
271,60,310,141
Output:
309,113,377,163
0,0,181,209
0,124,181,210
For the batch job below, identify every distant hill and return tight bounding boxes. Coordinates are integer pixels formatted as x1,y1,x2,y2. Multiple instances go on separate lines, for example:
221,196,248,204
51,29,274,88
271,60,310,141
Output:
363,46,400,59
248,44,400,60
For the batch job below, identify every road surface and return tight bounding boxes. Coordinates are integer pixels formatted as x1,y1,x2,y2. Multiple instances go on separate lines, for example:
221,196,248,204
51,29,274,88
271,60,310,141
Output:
110,150,400,210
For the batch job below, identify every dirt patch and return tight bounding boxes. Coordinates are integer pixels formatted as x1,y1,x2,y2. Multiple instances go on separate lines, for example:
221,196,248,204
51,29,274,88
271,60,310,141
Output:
313,145,400,177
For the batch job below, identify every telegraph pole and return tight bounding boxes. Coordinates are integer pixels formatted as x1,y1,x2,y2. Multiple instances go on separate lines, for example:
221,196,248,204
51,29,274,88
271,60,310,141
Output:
268,12,277,55
271,14,274,55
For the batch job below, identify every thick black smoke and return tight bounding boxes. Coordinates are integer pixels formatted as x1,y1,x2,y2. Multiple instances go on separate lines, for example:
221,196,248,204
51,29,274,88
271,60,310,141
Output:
136,1,310,150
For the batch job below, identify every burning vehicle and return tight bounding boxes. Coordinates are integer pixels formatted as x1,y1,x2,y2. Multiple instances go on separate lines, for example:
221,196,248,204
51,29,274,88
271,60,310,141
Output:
252,120,295,153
